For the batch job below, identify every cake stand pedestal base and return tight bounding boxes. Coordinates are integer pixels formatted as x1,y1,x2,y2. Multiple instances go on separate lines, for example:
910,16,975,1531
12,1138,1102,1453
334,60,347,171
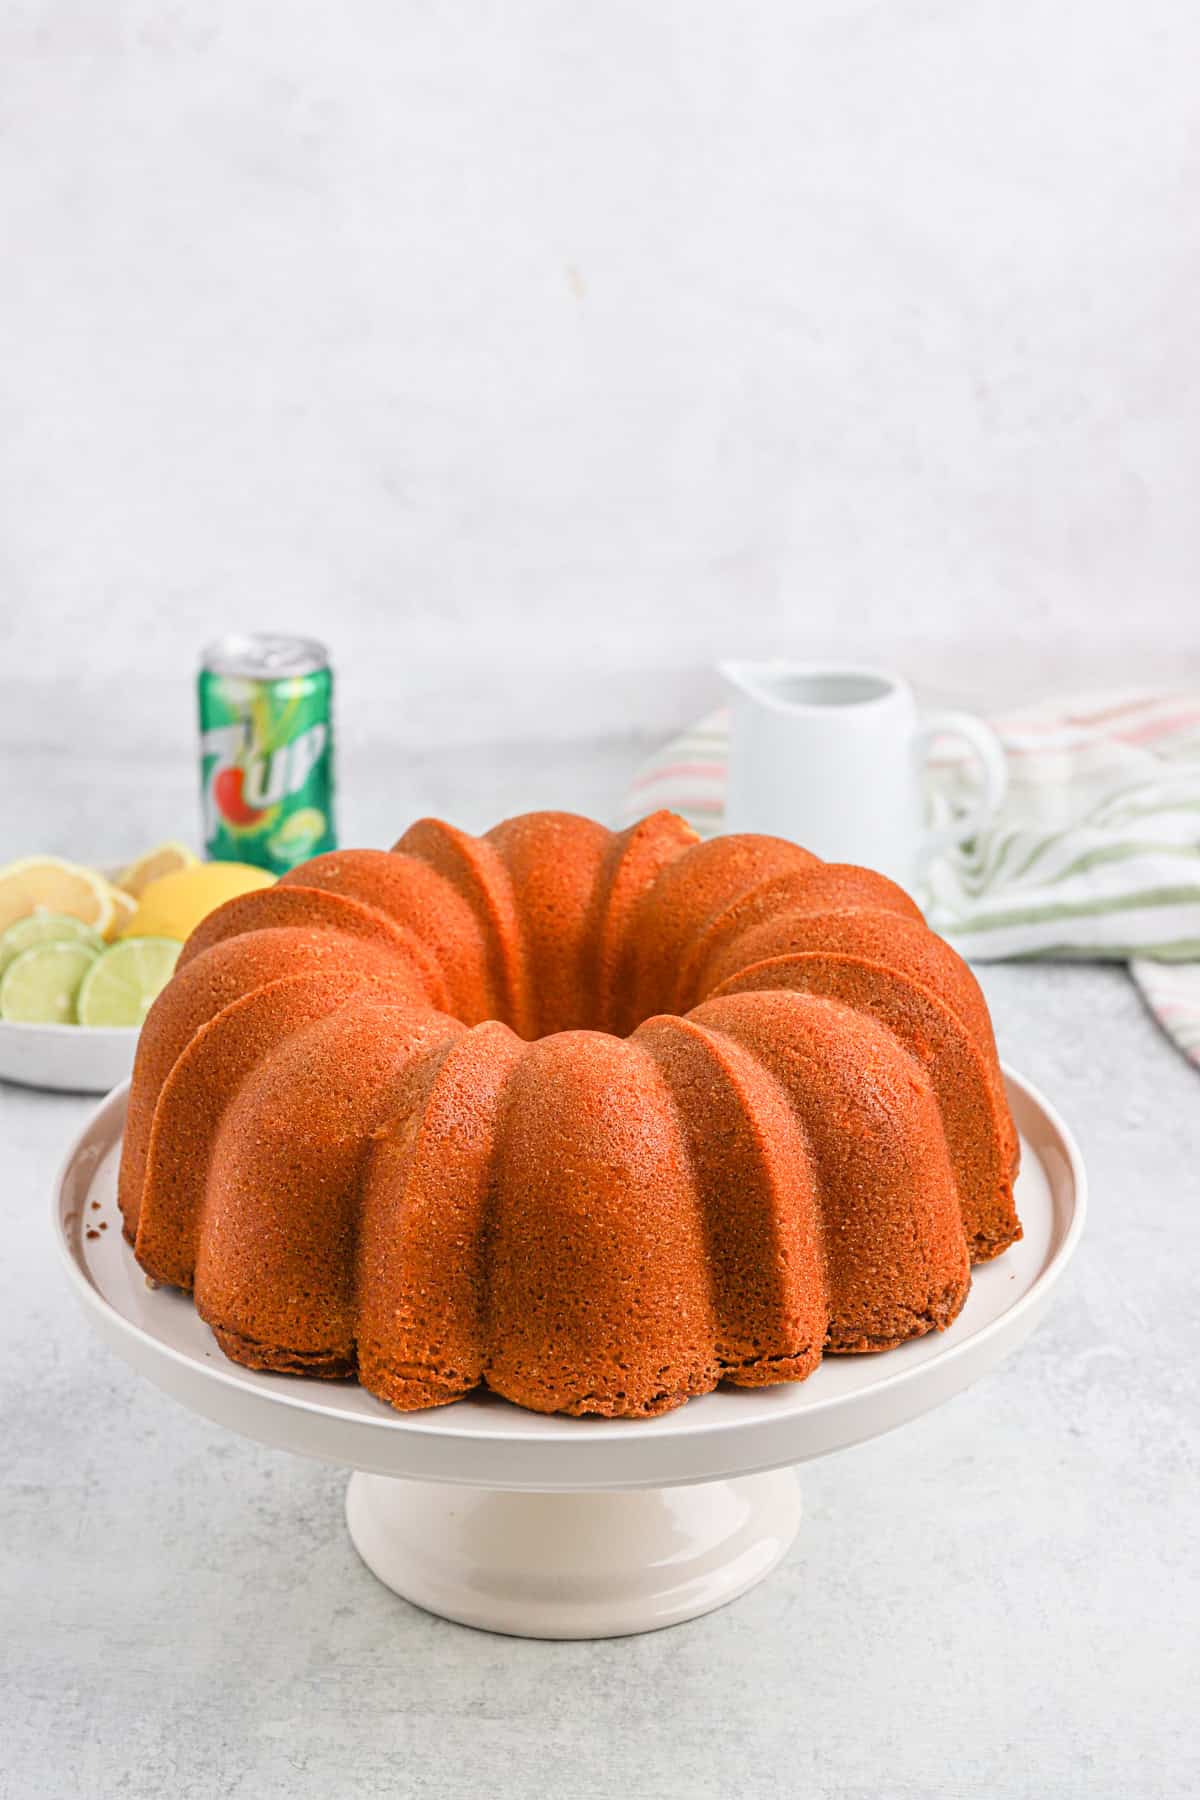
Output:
345,1469,803,1639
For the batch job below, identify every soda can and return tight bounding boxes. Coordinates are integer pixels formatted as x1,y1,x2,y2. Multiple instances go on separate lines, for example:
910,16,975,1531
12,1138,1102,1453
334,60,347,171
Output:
198,634,336,872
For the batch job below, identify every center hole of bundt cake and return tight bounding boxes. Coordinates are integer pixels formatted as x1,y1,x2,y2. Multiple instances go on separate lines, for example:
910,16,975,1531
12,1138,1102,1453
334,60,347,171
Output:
482,949,686,1041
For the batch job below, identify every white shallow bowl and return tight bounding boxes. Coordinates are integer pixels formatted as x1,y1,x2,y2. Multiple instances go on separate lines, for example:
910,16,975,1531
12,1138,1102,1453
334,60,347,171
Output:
0,1017,138,1094
0,864,141,1094
56,1069,1086,1637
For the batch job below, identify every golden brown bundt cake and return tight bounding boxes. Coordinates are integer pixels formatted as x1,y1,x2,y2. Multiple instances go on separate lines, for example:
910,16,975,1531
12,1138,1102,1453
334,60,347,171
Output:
118,809,1022,1418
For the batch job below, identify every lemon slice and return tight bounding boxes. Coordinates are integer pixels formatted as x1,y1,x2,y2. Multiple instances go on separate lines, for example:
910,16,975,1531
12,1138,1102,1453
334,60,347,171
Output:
120,862,274,942
103,885,138,943
0,857,115,937
76,937,181,1028
0,913,105,979
0,940,101,1024
117,841,198,899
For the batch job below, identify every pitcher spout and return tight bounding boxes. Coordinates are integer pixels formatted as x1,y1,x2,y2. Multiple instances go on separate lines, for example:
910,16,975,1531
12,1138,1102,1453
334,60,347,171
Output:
720,661,900,713
718,660,795,710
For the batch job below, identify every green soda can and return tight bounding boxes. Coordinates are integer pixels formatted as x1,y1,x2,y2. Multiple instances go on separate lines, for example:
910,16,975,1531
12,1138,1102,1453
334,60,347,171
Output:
198,635,336,872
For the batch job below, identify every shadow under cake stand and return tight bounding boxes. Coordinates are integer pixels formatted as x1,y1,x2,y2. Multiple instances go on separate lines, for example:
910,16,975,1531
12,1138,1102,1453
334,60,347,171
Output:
55,1070,1084,1640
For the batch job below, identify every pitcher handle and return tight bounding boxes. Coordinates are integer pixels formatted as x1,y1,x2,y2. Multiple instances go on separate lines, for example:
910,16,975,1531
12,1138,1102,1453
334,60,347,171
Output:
917,710,1008,858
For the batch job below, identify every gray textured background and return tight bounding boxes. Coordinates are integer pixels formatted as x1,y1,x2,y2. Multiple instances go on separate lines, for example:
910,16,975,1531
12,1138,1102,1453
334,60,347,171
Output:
3,0,1199,807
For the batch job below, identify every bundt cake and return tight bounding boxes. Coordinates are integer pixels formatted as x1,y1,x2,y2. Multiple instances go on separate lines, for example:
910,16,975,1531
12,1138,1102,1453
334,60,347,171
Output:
118,810,1021,1418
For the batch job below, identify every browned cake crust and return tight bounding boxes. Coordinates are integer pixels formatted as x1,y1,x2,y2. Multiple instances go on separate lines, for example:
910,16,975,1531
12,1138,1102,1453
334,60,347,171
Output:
118,810,1022,1418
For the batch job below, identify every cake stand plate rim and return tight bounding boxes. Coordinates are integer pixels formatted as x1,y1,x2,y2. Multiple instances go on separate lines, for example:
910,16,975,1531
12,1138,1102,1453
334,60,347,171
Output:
53,1064,1085,1491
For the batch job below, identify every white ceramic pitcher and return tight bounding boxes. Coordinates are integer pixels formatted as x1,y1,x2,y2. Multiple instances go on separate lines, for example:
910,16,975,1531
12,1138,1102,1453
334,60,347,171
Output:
721,662,1007,891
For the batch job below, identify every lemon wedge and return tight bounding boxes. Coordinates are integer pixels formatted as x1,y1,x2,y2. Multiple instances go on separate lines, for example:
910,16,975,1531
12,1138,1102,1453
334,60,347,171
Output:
120,862,274,942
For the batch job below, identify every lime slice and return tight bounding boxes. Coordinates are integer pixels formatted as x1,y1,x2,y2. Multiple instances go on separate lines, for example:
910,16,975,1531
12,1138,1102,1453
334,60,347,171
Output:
0,941,101,1023
0,913,105,979
76,936,181,1028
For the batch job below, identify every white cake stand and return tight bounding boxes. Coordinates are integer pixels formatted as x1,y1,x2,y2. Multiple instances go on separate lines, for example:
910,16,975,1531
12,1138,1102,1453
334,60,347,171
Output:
54,1069,1084,1639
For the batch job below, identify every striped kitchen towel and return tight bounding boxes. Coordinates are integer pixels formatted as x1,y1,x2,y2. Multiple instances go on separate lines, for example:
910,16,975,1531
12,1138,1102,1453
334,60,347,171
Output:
620,690,1200,1071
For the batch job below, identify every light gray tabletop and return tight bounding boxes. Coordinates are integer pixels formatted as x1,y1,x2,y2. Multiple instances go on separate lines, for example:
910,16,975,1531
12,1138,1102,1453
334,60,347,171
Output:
3,758,1198,1800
